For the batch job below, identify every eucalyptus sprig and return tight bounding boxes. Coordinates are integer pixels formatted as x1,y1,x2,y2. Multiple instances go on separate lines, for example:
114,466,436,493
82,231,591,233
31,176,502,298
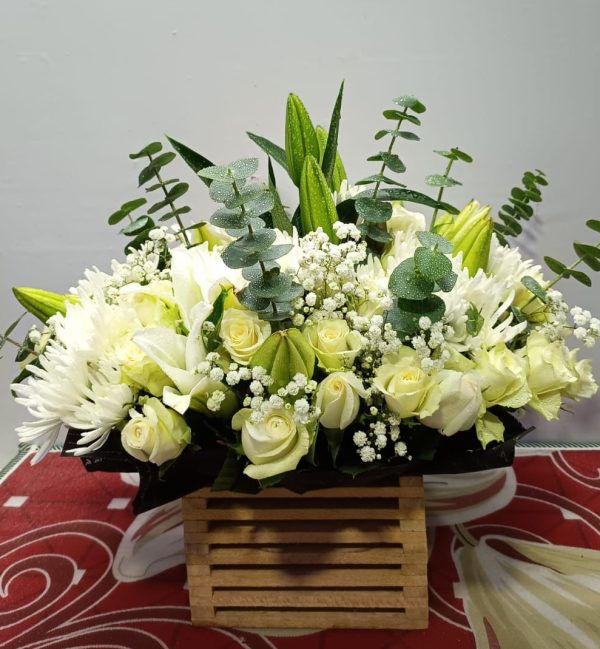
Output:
543,219,600,289
199,158,303,324
386,232,457,340
494,169,547,246
108,141,193,252
428,147,473,230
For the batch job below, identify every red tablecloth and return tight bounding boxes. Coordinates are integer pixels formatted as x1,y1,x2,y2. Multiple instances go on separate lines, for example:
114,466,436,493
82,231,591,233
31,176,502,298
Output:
1,446,599,648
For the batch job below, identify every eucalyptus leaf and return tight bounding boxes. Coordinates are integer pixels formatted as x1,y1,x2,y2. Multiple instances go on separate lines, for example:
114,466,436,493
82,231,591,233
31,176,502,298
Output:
388,259,434,300
108,209,126,225
570,269,592,286
237,287,271,311
245,191,275,218
379,152,406,173
416,231,454,253
521,276,548,303
573,242,600,260
414,247,452,281
165,182,189,201
393,95,426,113
355,197,392,223
129,142,162,159
358,223,391,243
355,174,405,187
121,215,154,236
586,219,600,233
149,152,176,170
359,188,459,215
229,158,259,180
425,174,462,188
198,165,234,183
544,256,567,274
435,271,457,292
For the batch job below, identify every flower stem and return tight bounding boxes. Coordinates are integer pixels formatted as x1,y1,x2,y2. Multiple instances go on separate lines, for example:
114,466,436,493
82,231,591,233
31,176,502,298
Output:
146,153,191,247
430,158,455,231
371,110,408,201
544,240,600,290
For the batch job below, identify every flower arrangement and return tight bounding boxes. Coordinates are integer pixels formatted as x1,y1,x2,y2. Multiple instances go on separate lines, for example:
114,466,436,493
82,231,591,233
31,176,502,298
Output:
4,85,599,511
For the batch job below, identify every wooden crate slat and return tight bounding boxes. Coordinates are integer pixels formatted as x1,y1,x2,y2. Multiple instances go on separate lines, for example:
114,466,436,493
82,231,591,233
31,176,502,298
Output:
184,476,428,629
206,567,428,588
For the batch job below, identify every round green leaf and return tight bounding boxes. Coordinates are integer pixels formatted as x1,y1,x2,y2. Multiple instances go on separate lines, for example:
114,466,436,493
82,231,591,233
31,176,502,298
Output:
122,215,154,236
416,231,454,253
355,198,392,223
414,247,453,281
425,174,462,188
393,95,426,113
388,259,434,299
229,158,259,180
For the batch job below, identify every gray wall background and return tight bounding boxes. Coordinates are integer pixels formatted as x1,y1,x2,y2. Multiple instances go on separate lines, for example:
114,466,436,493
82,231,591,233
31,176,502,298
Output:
1,0,599,466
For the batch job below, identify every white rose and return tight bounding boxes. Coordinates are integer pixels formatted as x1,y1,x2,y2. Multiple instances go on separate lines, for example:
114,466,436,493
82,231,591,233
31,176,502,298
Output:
316,372,367,430
564,350,598,402
232,407,310,480
522,331,577,420
303,319,362,371
421,370,484,436
474,343,530,408
121,397,191,465
220,308,271,365
373,348,438,419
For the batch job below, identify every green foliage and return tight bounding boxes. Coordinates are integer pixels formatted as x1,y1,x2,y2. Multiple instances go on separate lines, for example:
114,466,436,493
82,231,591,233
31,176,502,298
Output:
466,303,484,336
203,158,302,323
0,313,26,360
285,93,320,186
494,169,547,245
386,231,455,338
165,135,215,186
428,147,473,229
267,159,293,234
299,155,339,242
544,235,600,289
247,132,288,173
320,81,345,190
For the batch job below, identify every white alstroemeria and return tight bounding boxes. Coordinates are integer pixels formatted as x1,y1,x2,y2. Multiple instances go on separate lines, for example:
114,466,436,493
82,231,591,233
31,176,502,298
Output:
170,243,246,330
133,302,233,415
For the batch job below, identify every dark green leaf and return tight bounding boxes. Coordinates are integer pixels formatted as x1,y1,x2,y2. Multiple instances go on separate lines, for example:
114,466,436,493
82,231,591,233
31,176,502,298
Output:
451,147,473,163
121,215,154,236
121,197,147,215
165,182,189,201
149,152,176,170
158,206,191,221
209,180,236,202
544,256,567,274
416,231,454,253
360,188,459,215
242,261,280,281
324,427,344,464
397,131,420,141
129,142,162,159
355,174,405,187
211,207,246,229
321,80,344,188
383,110,421,126
145,179,179,192
414,247,452,281
138,164,157,187
393,95,426,113
579,255,600,272
3,313,26,340
237,287,271,311
166,135,215,187
247,132,288,172
436,271,457,292
355,197,392,223
245,191,275,218
374,129,389,140
521,276,548,303
570,269,592,286
108,209,127,225
388,259,434,299
574,242,600,260
232,229,276,254
358,223,392,243
585,219,600,233
249,271,293,299
380,152,406,173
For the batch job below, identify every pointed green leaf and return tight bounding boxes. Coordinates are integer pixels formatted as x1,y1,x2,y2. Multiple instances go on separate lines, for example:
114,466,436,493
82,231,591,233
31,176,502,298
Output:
247,132,288,173
544,256,567,274
360,188,459,215
129,142,162,159
321,81,344,189
166,135,215,187
121,215,154,236
268,158,293,234
585,219,600,233
570,269,592,286
521,276,548,303
285,93,320,186
299,155,339,242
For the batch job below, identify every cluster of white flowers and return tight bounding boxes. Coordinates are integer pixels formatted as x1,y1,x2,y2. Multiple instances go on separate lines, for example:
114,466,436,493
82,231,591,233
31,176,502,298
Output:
352,416,408,462
570,306,600,347
410,319,454,371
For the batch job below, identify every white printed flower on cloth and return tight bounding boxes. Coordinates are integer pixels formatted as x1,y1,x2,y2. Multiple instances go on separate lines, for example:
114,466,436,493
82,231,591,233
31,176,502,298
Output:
454,533,600,649
232,407,311,480
522,331,577,420
133,302,236,416
373,348,439,419
170,242,246,330
316,371,366,430
303,319,362,371
121,397,191,465
219,308,271,365
421,370,484,436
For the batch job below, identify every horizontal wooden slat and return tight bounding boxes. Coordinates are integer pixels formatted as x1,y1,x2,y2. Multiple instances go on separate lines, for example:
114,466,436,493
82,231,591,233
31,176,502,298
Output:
204,545,427,565
207,589,426,609
205,567,428,588
204,609,429,629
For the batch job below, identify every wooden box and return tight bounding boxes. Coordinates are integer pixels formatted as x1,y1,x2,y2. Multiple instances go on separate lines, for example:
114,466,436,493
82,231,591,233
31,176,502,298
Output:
182,476,428,629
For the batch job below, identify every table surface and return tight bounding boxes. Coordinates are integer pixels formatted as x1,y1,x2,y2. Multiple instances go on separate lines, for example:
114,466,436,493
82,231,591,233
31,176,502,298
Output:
1,445,599,649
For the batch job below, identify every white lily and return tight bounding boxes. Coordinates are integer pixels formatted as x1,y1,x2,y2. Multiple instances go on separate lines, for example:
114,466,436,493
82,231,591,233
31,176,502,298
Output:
133,302,233,416
170,243,246,330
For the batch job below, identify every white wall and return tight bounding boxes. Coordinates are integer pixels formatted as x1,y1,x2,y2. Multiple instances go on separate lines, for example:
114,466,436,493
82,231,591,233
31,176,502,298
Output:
2,0,599,465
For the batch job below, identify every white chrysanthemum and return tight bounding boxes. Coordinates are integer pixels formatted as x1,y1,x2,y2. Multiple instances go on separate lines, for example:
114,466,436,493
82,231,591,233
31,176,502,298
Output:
333,179,362,204
274,227,301,274
381,229,422,274
440,256,528,351
12,283,140,462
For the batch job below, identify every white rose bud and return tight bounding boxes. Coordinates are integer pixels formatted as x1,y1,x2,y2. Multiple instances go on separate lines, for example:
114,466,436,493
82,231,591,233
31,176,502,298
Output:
232,407,311,480
121,397,191,465
219,308,271,365
373,348,438,419
421,370,484,436
316,372,367,430
303,319,362,371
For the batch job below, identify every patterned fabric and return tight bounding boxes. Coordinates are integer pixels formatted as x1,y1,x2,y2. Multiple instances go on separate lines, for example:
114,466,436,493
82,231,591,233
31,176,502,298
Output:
1,447,599,648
